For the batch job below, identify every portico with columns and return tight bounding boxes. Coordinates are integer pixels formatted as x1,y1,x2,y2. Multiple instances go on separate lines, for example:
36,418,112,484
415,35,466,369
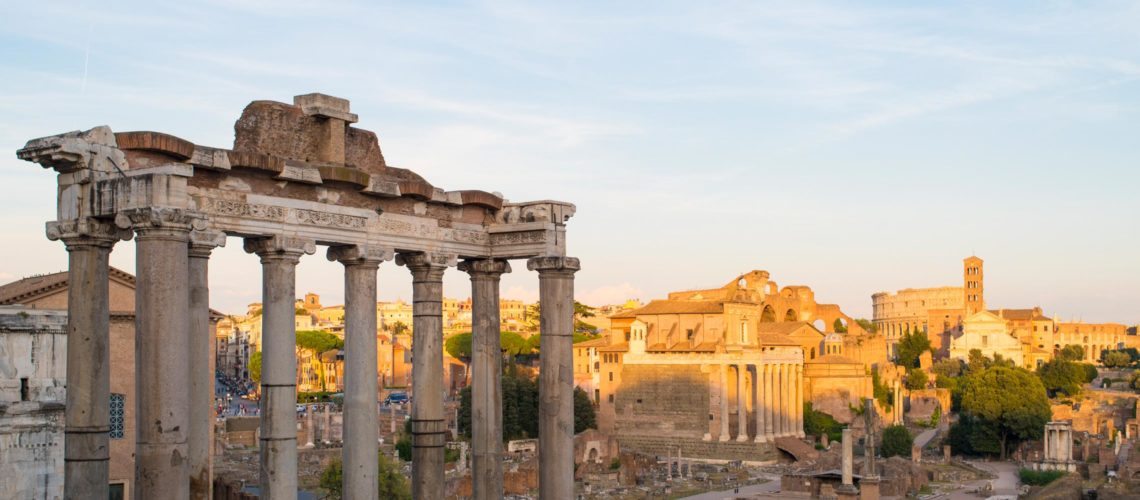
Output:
18,94,579,499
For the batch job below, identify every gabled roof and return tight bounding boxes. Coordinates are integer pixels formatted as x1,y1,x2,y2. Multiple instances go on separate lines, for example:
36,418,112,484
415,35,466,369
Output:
0,267,136,306
598,342,629,353
758,334,800,346
645,341,719,353
807,354,859,364
574,337,610,348
989,308,1050,321
757,321,822,337
609,299,724,318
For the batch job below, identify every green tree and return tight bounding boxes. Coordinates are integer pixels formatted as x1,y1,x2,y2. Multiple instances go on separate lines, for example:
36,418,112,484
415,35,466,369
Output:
967,349,992,372
871,368,892,410
881,424,913,458
1037,359,1084,397
906,368,929,390
320,454,411,500
249,351,262,383
1059,344,1085,362
1129,370,1140,391
389,321,409,336
295,330,343,391
574,387,597,432
855,318,878,333
803,403,843,443
521,301,600,334
960,365,1051,459
1104,350,1132,368
1081,364,1098,384
895,329,932,368
833,318,848,333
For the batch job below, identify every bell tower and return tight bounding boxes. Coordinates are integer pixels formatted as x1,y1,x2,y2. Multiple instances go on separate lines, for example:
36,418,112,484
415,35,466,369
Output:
963,256,984,315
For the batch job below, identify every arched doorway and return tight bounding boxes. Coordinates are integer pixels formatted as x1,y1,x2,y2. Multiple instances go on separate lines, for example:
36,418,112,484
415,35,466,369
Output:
784,309,797,322
761,305,776,323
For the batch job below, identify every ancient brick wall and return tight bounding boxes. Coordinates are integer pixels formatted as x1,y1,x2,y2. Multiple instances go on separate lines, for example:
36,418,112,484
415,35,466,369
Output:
614,364,709,440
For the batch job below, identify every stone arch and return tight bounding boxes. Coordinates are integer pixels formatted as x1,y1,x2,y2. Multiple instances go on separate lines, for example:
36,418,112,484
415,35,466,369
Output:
784,309,797,322
761,305,776,323
810,347,816,360
812,319,826,332
587,446,599,463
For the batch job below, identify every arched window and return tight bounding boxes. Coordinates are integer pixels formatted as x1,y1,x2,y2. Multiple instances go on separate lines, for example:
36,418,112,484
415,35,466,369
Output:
810,347,816,359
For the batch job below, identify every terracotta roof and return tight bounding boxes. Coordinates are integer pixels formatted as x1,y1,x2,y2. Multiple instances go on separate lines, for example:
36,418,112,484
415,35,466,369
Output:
611,300,724,318
645,341,719,353
989,308,1049,321
574,337,610,348
598,342,629,352
0,267,226,319
0,267,136,306
807,354,859,364
758,334,800,346
757,322,821,336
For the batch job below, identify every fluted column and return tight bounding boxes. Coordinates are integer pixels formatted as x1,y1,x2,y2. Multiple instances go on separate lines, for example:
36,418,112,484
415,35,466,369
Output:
460,259,512,500
397,252,453,500
736,364,748,441
763,364,775,439
48,219,130,500
719,364,730,441
754,365,766,443
784,364,794,436
120,207,200,499
330,245,391,500
527,256,580,500
245,236,316,499
795,364,805,438
189,230,225,500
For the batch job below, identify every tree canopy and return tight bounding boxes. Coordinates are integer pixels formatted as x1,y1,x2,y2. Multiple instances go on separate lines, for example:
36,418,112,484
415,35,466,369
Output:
1037,359,1086,397
459,370,596,440
296,330,343,353
1103,350,1132,368
249,351,262,383
832,318,848,333
855,318,878,333
319,453,410,499
895,329,932,368
881,424,913,458
905,368,929,390
1058,344,1085,362
958,364,1050,459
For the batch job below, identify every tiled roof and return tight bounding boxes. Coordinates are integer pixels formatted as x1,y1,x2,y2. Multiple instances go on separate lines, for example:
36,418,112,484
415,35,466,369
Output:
807,354,859,364
989,308,1048,321
645,341,719,353
598,342,629,352
0,267,136,306
757,321,820,336
758,334,800,346
574,337,610,348
610,299,724,318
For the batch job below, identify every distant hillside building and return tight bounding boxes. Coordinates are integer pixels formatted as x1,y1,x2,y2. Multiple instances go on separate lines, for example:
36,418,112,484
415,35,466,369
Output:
871,256,983,357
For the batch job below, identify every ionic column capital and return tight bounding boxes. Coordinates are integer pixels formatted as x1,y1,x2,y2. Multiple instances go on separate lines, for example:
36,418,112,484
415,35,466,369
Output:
526,256,580,276
243,235,316,262
46,218,132,248
327,244,393,267
458,258,512,279
396,252,455,281
115,207,204,241
189,229,227,258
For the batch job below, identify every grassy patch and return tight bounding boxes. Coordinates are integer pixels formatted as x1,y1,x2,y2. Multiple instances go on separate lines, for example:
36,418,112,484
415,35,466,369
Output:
1018,468,1065,486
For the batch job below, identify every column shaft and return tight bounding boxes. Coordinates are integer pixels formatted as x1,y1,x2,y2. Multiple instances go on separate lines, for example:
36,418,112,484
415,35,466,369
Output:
719,364,730,441
736,364,748,441
763,364,775,439
796,364,805,437
56,221,124,500
461,259,511,500
188,232,223,500
528,256,580,500
399,253,449,500
754,365,765,443
134,222,192,498
333,245,387,500
246,236,313,499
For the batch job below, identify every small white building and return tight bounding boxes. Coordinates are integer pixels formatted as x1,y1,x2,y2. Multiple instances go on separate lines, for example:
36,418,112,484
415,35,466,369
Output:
949,310,1024,366
0,306,68,499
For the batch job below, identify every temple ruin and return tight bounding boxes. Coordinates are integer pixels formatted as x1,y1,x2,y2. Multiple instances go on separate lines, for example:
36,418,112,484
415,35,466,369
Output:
16,93,579,500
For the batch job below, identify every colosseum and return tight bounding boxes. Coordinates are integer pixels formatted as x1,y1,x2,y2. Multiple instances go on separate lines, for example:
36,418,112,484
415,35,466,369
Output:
871,256,983,357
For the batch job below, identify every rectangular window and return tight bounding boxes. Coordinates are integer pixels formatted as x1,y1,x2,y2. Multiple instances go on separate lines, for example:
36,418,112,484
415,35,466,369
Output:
20,378,29,401
608,372,613,382
110,393,126,439
608,394,614,403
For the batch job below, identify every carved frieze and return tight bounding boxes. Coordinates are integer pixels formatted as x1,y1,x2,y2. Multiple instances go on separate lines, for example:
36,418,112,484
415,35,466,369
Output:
205,199,286,221
294,208,366,229
490,230,547,245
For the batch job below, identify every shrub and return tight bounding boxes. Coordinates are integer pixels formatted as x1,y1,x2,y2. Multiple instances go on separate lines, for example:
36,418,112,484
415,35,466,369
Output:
320,453,411,499
803,403,843,443
609,457,621,470
881,424,913,458
1018,468,1065,486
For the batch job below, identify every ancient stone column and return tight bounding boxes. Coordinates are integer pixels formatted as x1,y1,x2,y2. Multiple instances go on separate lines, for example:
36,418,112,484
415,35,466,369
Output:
459,259,511,500
841,428,853,485
754,365,766,443
330,245,391,500
189,230,225,500
245,236,315,499
527,256,581,500
48,219,130,500
120,208,199,499
796,364,805,438
397,252,452,500
775,364,786,437
719,364,730,441
763,363,775,439
736,364,748,441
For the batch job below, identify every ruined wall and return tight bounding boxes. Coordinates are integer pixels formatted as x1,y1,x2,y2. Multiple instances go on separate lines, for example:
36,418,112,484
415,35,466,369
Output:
614,364,709,440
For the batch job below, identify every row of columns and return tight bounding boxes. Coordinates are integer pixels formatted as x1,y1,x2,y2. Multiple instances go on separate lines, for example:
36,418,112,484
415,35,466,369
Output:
709,362,803,443
52,213,580,500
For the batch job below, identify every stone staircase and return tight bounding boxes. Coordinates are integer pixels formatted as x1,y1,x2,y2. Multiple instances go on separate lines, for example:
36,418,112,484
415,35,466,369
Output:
774,436,819,462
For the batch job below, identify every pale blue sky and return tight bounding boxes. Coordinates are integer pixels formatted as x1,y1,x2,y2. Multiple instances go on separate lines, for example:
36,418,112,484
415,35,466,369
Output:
1,1,1137,323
